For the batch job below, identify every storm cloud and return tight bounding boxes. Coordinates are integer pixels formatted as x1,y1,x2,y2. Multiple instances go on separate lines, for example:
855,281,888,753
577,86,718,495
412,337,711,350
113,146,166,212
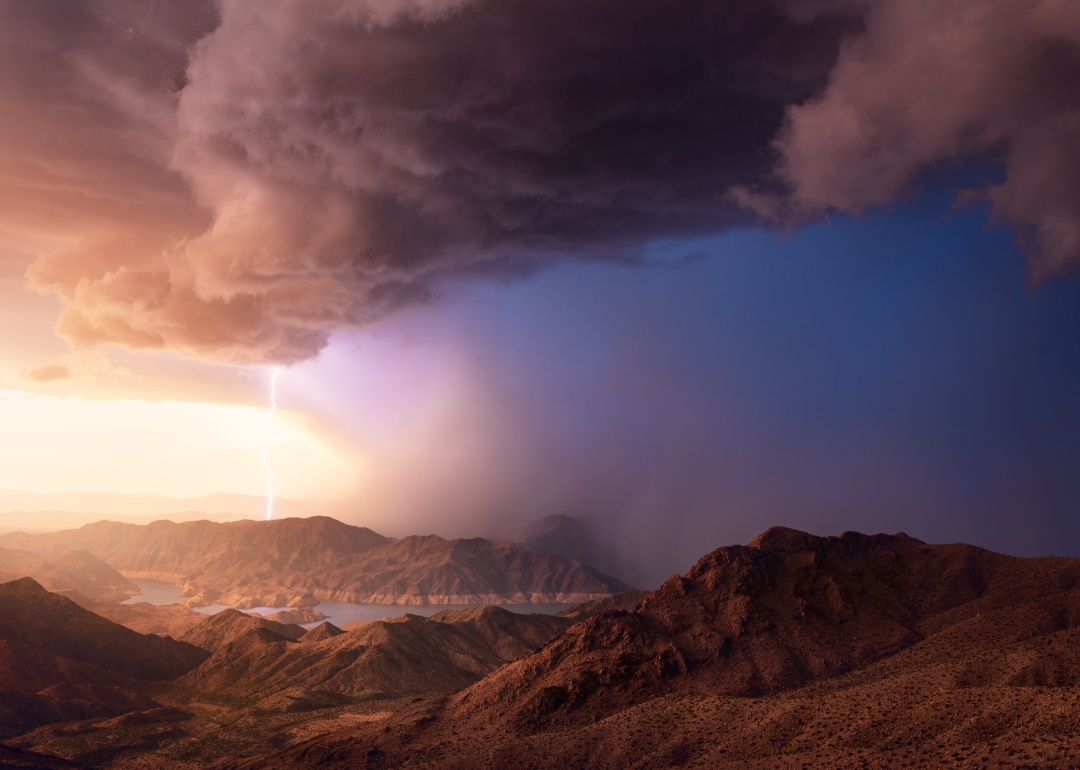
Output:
741,0,1080,279
8,0,1080,363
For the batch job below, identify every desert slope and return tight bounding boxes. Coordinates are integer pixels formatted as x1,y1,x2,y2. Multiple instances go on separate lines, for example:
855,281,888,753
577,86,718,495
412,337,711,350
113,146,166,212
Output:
4,608,575,767
0,517,631,609
0,577,209,742
316,535,634,604
0,578,209,680
181,606,574,703
180,609,306,653
442,527,1080,727
555,589,651,623
0,517,389,608
213,527,1080,770
0,547,137,603
53,590,207,637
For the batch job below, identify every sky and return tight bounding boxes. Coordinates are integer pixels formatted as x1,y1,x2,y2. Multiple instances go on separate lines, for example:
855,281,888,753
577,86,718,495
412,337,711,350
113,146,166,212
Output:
0,0,1078,587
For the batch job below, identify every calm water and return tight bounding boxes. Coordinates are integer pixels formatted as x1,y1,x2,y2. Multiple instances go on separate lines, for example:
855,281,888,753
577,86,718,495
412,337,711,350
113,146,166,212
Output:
121,580,230,615
121,579,573,628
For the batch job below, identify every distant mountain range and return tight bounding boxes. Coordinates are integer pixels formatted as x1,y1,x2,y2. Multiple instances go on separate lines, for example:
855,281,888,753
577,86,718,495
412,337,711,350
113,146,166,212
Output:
0,547,137,603
0,489,351,537
0,517,633,608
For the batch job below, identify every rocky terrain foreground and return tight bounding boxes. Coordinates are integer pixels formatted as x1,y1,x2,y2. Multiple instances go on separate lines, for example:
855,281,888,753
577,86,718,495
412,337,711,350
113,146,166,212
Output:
0,517,632,609
211,528,1080,770
0,586,578,768
4,527,1080,769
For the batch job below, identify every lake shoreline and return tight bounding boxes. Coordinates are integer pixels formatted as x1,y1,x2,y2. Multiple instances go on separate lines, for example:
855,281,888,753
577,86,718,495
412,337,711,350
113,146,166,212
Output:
121,578,575,628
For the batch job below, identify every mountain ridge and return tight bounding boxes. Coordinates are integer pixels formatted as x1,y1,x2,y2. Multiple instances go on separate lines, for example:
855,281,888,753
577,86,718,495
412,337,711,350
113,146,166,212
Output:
0,548,137,603
0,517,631,609
205,526,1080,769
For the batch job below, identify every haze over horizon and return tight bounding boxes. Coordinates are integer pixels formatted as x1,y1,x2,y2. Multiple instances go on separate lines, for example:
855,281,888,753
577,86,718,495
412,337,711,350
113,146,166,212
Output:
1,0,1079,589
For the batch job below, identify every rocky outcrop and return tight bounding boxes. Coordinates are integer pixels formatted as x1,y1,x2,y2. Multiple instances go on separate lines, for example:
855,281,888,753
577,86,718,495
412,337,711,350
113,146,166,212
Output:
442,527,1080,728
0,516,387,603
314,535,634,605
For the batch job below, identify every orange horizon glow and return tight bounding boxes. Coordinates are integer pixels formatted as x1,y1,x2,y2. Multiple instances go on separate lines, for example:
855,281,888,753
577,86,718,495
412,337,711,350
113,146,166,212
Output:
0,388,360,501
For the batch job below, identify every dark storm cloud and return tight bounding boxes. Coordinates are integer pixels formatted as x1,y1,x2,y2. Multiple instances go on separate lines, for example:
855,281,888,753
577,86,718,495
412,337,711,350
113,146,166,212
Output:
16,0,847,362
10,0,1079,364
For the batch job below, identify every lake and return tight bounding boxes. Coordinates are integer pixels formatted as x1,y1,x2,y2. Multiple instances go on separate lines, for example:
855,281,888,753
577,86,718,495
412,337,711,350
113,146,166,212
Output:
121,579,574,628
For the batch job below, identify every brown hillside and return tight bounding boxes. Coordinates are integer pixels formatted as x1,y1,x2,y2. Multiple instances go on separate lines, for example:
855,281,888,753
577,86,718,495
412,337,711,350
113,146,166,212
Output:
53,590,206,637
428,606,574,662
0,641,160,739
209,527,1080,770
181,607,574,705
253,608,328,625
0,743,89,768
0,578,208,680
0,548,137,603
446,527,1080,728
0,519,630,609
316,535,634,604
0,517,390,608
179,609,305,653
0,579,201,742
301,622,343,643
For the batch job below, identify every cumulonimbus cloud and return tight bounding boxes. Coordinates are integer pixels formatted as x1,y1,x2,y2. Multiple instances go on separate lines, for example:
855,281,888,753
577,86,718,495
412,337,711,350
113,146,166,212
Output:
10,0,1080,364
737,0,1080,280
12,0,845,363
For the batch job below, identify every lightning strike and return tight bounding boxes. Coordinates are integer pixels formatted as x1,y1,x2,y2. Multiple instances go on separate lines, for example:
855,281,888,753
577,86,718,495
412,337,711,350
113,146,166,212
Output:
261,366,282,520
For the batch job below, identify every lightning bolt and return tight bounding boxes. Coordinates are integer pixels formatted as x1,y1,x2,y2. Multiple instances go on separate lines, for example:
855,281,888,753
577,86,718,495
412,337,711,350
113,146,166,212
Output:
261,366,283,520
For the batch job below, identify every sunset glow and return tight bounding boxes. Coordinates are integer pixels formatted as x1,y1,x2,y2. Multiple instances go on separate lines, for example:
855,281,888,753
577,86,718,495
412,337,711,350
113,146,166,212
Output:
0,389,355,501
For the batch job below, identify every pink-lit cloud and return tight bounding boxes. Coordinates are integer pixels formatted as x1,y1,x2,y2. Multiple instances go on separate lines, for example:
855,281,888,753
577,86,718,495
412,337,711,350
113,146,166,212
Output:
11,0,844,363
740,0,1080,278
5,0,1077,365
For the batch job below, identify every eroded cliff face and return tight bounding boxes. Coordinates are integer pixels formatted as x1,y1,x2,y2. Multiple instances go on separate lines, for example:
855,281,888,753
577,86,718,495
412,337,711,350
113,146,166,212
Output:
0,519,632,609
